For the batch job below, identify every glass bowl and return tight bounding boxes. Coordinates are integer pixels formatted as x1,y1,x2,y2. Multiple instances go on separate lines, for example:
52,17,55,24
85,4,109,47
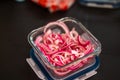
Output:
28,17,101,79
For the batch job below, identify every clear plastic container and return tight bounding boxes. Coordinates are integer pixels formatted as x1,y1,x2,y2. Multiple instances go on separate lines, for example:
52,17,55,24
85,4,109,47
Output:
28,17,101,80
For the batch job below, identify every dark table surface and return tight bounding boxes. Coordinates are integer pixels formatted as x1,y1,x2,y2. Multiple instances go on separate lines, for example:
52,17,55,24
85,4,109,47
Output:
0,0,120,80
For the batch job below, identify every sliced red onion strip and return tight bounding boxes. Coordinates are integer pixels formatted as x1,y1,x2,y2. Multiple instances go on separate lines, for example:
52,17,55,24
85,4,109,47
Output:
68,62,84,70
54,69,71,76
78,35,90,46
35,36,43,45
70,28,78,40
44,21,69,34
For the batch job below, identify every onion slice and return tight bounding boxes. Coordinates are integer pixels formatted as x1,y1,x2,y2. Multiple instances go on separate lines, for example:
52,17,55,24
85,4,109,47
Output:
44,21,69,34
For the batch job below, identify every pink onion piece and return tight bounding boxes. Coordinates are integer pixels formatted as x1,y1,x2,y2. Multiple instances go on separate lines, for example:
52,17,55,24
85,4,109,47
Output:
70,28,78,40
54,69,71,76
78,35,90,46
44,21,69,34
35,36,43,45
67,61,84,70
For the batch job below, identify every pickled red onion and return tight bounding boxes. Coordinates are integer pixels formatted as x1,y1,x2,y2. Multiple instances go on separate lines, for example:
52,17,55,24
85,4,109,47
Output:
54,69,71,76
44,21,69,34
35,21,94,76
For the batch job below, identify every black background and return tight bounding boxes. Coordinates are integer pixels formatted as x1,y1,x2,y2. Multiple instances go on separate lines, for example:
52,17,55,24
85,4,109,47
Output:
0,0,120,80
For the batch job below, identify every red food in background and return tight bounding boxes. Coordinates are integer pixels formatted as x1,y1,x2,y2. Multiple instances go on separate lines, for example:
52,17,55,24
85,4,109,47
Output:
31,0,75,12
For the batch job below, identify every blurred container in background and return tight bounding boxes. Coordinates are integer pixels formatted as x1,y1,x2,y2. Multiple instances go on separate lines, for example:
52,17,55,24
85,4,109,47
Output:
78,0,120,8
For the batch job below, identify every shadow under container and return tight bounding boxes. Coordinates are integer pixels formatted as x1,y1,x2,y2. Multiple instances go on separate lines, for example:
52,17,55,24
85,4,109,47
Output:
27,17,102,80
